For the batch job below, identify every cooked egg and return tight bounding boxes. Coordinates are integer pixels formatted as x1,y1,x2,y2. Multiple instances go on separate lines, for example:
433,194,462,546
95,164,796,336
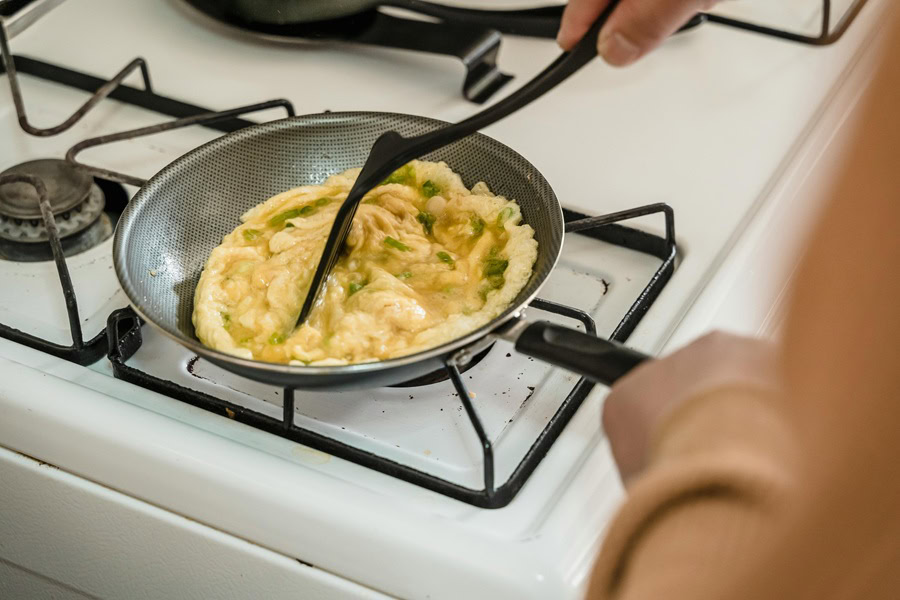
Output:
192,160,538,365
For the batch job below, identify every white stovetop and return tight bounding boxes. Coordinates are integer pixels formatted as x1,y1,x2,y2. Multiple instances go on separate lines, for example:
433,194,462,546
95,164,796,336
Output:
0,0,892,598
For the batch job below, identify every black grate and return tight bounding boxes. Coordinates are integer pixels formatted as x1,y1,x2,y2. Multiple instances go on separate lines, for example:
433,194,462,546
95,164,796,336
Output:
106,204,676,508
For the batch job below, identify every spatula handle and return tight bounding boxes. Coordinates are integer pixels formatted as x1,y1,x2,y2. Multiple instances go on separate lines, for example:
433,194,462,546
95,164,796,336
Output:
356,0,620,192
297,1,620,325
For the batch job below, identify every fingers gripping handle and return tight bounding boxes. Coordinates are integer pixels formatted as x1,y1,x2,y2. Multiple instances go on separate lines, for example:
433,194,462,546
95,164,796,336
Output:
514,321,648,386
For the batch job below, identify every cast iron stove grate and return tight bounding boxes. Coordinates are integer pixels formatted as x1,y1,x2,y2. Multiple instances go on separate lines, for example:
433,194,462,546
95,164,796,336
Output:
105,204,677,508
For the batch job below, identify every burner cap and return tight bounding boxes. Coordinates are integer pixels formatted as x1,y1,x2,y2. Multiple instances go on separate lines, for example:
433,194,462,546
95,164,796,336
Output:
0,159,93,219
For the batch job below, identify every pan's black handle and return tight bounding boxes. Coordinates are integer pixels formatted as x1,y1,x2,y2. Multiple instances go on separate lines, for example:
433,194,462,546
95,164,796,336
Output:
513,321,648,386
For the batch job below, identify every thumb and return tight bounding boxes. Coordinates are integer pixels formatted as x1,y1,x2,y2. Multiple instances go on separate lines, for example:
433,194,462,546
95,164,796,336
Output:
557,0,614,50
597,0,718,67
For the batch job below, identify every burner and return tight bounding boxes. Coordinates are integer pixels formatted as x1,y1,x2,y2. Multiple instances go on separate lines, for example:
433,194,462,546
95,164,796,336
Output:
0,159,91,219
0,159,106,243
0,182,105,242
0,169,128,262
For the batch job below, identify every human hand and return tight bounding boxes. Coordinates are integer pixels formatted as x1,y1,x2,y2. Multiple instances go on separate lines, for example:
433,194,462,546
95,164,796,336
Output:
602,332,780,482
557,0,719,67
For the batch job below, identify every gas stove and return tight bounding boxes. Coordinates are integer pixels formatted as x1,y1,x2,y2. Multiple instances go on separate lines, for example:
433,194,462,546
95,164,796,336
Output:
0,31,677,503
0,0,892,598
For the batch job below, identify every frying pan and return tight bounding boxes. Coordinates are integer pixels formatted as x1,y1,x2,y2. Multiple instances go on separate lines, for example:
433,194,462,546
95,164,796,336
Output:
114,112,648,390
184,0,567,37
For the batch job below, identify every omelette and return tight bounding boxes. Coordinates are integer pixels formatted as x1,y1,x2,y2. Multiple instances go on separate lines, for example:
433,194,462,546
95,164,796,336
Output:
192,160,538,366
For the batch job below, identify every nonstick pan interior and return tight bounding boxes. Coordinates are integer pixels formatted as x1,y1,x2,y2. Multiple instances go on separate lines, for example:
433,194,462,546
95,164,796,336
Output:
114,112,563,388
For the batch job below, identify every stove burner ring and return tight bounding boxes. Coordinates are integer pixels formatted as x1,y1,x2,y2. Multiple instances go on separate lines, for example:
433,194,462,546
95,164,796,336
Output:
0,183,106,243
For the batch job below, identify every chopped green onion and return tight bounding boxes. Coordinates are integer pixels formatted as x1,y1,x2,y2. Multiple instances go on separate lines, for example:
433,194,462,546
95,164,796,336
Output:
384,236,410,251
242,229,262,241
421,180,441,198
269,332,285,345
285,223,295,228
221,312,231,329
380,164,416,186
239,337,252,345
268,203,319,226
315,197,332,206
269,207,302,226
470,216,485,237
496,207,514,227
417,211,436,236
479,275,505,301
348,281,367,296
483,258,508,277
487,274,505,289
437,251,455,266
396,271,413,280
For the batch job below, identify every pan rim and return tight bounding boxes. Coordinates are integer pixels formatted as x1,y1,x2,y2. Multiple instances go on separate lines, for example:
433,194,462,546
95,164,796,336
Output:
113,110,564,379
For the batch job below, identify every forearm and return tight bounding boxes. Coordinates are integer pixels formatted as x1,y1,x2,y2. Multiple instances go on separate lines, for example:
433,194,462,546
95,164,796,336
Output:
589,385,796,599
589,4,900,598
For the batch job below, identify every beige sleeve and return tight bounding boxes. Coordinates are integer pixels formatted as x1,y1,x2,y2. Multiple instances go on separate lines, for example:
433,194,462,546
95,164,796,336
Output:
587,4,900,597
587,385,797,600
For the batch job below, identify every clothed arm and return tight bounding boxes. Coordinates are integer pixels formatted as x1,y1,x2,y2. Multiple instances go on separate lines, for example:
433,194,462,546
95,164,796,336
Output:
587,5,900,600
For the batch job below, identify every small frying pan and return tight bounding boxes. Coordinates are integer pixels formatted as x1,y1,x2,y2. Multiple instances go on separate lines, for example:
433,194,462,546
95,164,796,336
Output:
114,112,649,390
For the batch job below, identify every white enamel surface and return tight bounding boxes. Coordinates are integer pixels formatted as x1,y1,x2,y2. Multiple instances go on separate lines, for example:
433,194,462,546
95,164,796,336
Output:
0,447,392,600
0,0,893,597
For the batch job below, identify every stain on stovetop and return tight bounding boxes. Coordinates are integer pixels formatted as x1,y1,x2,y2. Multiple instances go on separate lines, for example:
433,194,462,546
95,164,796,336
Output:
518,386,538,413
291,445,330,466
186,355,200,375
